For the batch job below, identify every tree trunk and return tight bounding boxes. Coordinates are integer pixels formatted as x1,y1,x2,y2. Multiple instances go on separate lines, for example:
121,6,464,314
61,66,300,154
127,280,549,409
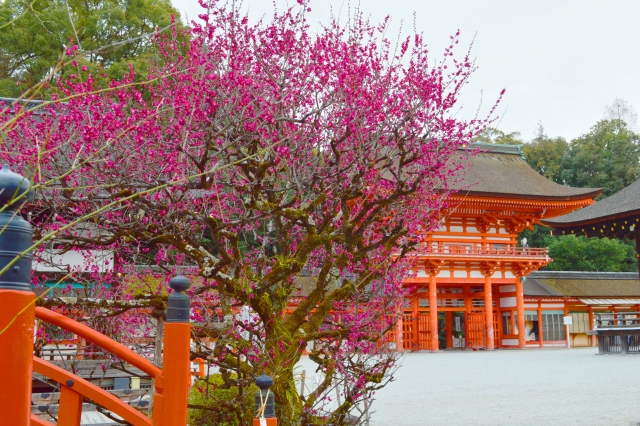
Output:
272,369,303,426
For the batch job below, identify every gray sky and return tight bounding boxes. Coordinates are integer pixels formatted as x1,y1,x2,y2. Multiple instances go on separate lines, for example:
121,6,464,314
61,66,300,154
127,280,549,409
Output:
172,0,640,142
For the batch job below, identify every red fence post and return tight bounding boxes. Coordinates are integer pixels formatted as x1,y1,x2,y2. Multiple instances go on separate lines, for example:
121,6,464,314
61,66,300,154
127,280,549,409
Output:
0,165,35,425
156,276,192,426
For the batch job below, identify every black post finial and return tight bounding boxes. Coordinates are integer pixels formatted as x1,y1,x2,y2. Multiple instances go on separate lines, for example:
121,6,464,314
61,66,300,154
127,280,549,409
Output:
0,164,33,210
0,165,33,291
166,275,191,322
254,374,275,418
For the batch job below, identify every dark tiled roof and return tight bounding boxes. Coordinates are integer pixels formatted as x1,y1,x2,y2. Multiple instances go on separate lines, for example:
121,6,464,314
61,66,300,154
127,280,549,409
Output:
0,97,47,115
542,177,640,226
457,144,602,201
523,271,640,297
522,279,557,296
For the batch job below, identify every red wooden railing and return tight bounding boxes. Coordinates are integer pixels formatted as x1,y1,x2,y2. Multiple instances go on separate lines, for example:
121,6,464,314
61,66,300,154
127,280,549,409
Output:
422,245,549,257
31,357,151,426
0,167,194,425
32,307,163,426
29,305,191,426
0,291,191,426
35,307,163,377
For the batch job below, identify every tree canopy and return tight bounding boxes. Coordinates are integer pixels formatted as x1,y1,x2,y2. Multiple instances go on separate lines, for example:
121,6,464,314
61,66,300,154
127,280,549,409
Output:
521,124,568,184
545,236,637,272
520,226,638,272
3,3,492,423
0,0,179,97
560,119,640,197
473,127,523,145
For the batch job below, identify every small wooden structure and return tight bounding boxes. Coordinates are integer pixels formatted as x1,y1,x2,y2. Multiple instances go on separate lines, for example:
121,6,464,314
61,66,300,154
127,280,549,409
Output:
523,271,640,347
587,312,640,355
542,177,640,355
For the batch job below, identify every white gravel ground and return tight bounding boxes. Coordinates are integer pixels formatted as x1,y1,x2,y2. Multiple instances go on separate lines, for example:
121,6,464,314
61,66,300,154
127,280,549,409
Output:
365,348,640,426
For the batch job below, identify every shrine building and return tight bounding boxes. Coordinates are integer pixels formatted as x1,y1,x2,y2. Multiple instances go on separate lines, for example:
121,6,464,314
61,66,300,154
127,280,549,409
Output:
396,143,602,351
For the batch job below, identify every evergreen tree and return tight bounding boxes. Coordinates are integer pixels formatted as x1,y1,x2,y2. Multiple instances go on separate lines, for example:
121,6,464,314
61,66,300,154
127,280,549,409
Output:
521,124,568,184
561,119,640,197
0,0,180,97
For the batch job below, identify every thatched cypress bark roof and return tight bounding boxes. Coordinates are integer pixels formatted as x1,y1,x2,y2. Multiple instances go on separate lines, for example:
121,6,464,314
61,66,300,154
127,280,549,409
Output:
459,144,601,201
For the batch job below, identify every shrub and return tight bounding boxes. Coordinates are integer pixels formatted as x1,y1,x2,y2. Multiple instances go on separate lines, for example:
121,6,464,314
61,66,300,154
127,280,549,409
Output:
189,373,258,426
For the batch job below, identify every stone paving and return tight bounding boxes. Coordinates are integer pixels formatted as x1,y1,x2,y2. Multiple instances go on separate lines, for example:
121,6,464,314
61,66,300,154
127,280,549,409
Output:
368,348,640,426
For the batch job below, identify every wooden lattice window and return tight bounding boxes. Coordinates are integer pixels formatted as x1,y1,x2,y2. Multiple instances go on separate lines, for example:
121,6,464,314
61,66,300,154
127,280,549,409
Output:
542,311,566,341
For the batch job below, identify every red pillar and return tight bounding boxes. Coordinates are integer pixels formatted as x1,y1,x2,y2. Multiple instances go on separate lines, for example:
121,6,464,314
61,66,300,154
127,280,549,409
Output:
0,290,35,425
429,274,439,352
537,301,544,348
588,306,596,347
161,322,191,425
484,272,495,350
412,293,419,351
58,385,83,426
254,419,278,426
515,276,526,348
445,311,453,349
564,303,570,347
0,166,35,425
463,285,471,348
395,303,404,353
155,276,193,426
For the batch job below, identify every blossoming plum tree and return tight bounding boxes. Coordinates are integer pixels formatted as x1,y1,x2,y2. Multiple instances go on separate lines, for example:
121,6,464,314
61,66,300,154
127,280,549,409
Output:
2,1,499,423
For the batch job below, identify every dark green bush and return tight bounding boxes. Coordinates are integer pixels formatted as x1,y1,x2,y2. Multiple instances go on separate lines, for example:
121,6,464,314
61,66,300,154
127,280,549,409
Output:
188,373,258,426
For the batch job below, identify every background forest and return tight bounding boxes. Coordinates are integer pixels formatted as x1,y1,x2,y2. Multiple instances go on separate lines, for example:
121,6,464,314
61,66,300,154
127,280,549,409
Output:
475,99,640,272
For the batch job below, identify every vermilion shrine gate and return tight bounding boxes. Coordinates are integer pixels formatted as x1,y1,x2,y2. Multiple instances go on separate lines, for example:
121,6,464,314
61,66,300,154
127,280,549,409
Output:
395,144,601,351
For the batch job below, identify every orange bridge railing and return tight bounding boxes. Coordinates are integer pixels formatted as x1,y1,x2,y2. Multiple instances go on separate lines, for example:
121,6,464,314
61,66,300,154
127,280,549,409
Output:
30,293,192,426
2,275,193,426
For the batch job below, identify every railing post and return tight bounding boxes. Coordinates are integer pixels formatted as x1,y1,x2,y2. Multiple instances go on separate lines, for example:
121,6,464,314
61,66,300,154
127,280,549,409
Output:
597,334,604,354
156,275,192,426
254,374,277,426
0,165,35,425
57,384,83,426
621,331,629,355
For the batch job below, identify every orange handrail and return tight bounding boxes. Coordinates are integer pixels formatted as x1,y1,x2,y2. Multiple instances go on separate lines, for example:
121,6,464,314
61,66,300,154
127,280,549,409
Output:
35,307,161,378
33,356,152,426
29,276,194,425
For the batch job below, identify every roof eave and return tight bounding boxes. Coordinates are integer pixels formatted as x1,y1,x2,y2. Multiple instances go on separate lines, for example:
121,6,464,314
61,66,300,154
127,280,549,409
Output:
542,209,640,228
455,188,603,202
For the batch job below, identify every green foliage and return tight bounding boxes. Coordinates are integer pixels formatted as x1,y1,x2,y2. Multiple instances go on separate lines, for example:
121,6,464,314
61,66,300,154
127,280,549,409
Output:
474,127,524,145
545,235,638,272
521,124,568,184
560,119,640,197
0,0,180,96
519,224,552,248
518,226,637,272
189,373,259,426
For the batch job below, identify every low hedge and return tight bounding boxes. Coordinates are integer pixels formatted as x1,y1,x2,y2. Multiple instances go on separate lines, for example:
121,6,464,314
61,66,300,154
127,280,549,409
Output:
189,373,258,426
